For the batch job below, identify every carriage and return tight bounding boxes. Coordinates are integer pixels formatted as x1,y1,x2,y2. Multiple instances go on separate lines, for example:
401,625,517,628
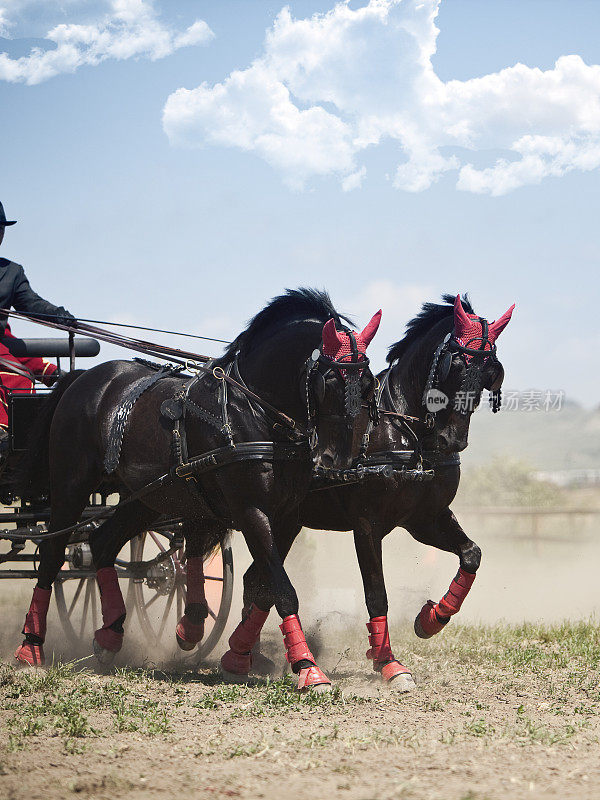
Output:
0,335,234,663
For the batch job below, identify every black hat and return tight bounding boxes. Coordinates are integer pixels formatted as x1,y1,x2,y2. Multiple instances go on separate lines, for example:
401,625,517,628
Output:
0,202,16,226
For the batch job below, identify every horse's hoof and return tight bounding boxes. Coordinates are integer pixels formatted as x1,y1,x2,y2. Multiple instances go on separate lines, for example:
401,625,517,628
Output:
175,617,204,651
413,614,433,639
306,681,332,694
14,643,44,669
387,672,416,692
176,634,197,652
93,638,116,665
220,668,252,684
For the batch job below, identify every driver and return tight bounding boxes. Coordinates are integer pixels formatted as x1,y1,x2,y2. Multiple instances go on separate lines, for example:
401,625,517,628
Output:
0,201,77,450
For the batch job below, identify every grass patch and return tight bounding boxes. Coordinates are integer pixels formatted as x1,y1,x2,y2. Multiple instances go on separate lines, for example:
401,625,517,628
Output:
0,661,174,751
193,675,359,718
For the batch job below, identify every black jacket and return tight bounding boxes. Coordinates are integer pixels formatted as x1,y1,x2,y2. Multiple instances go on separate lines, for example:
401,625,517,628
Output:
0,258,72,332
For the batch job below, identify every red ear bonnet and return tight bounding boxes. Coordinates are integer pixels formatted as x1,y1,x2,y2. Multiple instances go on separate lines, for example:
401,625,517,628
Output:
321,318,345,356
453,294,514,350
359,310,382,348
321,310,382,361
488,304,515,342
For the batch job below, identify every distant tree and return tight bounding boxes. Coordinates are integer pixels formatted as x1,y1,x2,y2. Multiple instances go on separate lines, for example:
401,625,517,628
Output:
456,458,560,507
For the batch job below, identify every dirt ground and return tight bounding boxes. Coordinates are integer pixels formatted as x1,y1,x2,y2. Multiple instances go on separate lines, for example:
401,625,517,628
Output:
1,620,600,800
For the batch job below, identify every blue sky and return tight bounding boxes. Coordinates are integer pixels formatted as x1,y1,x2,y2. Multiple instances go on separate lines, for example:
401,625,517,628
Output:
1,1,599,404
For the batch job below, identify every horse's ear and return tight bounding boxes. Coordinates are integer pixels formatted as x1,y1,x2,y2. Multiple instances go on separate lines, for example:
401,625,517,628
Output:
322,318,344,353
360,310,382,348
453,294,472,339
489,304,515,341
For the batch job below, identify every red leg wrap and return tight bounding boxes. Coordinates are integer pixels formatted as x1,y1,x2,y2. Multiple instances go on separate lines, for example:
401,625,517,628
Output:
366,616,412,683
220,604,269,675
185,557,206,604
176,557,207,647
15,587,52,667
280,615,331,690
417,568,476,637
94,567,126,653
22,586,51,640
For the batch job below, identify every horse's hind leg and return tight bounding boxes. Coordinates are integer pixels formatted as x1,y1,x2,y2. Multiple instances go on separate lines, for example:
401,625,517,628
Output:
410,508,481,639
89,500,158,664
15,488,91,667
175,519,226,651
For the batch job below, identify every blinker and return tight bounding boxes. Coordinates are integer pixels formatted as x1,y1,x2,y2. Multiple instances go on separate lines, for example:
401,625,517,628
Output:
311,371,326,404
438,351,452,383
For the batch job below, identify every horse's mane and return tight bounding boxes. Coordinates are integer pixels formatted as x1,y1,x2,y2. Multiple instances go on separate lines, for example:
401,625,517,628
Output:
221,287,353,361
386,293,475,364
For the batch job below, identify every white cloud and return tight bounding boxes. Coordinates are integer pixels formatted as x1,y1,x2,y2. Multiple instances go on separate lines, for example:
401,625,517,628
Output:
163,0,600,195
0,0,213,84
342,166,366,191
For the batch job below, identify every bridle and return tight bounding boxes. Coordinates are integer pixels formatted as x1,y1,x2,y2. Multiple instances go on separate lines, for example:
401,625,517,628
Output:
422,318,503,431
304,328,377,452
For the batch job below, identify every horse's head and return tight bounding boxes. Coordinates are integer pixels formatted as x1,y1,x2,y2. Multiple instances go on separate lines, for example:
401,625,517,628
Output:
423,294,514,453
307,310,381,471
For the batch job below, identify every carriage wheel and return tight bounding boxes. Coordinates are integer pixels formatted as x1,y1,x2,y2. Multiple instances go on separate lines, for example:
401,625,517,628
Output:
54,530,233,663
129,529,233,663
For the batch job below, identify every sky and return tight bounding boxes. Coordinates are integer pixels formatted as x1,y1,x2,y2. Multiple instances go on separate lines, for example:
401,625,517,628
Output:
0,0,599,405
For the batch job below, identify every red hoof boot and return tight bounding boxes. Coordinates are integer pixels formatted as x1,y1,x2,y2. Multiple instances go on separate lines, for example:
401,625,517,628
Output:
297,665,331,692
220,604,269,679
15,641,44,667
176,616,205,651
220,648,252,676
366,616,415,690
414,601,450,639
94,626,124,653
280,615,331,692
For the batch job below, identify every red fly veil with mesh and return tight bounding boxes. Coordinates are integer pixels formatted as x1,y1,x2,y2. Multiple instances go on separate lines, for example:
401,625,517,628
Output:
453,295,514,357
321,310,382,362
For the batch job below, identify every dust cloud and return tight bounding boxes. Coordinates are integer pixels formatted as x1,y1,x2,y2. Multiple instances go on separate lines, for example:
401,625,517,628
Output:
0,499,598,670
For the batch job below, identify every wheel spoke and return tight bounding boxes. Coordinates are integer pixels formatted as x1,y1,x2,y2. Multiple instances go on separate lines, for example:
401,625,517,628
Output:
67,579,85,616
91,581,98,630
144,592,161,611
149,531,166,553
79,581,92,638
204,575,224,582
176,586,183,623
207,606,217,621
156,590,175,639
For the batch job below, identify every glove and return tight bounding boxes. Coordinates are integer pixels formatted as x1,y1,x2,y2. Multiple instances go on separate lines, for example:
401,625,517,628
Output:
55,308,77,328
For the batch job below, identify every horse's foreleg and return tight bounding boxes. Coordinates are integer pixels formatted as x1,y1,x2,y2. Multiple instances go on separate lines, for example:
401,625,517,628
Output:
89,501,158,663
354,520,415,691
411,508,481,639
222,510,330,691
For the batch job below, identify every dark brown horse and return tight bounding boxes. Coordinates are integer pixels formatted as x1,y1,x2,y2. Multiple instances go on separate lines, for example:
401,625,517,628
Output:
14,288,381,692
215,294,513,690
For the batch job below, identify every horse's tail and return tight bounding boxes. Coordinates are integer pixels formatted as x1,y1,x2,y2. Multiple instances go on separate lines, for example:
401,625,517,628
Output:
13,370,86,500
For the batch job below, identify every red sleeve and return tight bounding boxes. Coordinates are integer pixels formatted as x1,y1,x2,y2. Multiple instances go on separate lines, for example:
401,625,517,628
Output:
3,326,57,386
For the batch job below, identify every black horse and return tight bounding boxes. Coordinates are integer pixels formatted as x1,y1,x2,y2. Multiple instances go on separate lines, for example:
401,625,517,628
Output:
215,294,513,690
14,288,381,692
